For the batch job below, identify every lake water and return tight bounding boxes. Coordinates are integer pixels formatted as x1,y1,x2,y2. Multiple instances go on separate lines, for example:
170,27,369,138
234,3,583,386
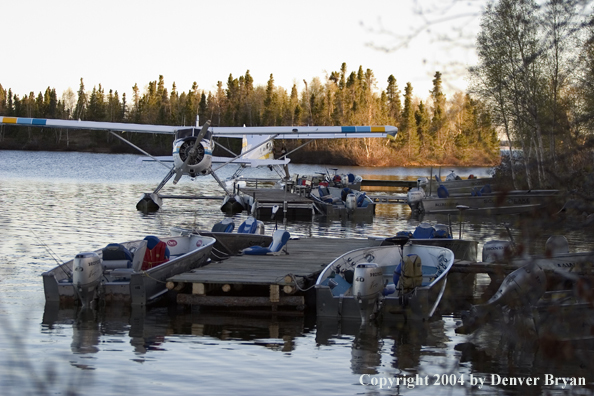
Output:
0,150,592,395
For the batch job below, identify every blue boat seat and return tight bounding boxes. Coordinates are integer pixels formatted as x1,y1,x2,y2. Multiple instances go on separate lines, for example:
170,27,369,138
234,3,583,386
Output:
242,230,290,255
318,186,334,203
437,185,449,198
328,273,352,296
480,184,492,194
211,218,235,233
433,229,451,238
237,217,258,234
413,224,435,239
102,243,133,270
103,243,133,261
356,192,368,207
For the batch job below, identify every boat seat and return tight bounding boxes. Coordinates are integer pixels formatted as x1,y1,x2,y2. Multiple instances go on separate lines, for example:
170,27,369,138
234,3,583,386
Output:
413,223,435,239
211,218,235,233
437,185,449,198
318,187,334,203
242,230,290,255
237,217,258,234
433,224,452,239
356,193,368,207
102,243,133,270
102,243,133,261
326,273,352,296
480,184,492,194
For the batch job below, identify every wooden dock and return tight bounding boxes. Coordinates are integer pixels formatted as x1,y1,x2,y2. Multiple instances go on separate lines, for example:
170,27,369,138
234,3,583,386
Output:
168,237,381,310
240,187,317,218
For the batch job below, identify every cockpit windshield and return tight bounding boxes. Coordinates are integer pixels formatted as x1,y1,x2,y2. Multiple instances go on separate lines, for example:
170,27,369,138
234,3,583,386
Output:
175,127,212,140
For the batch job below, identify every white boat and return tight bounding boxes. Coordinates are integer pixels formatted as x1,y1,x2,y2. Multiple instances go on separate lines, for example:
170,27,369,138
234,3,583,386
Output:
482,235,594,273
315,243,455,323
42,234,216,307
424,170,495,195
310,185,375,218
407,183,561,215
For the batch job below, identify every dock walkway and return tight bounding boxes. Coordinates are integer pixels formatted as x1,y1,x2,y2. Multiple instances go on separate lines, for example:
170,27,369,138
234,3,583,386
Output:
240,187,317,218
169,237,380,309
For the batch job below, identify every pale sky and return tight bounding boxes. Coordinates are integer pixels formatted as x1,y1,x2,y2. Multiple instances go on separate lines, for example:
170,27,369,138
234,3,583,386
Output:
2,0,482,103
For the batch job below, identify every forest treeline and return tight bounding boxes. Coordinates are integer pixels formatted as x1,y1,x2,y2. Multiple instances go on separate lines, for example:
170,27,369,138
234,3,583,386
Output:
469,0,594,192
0,63,500,166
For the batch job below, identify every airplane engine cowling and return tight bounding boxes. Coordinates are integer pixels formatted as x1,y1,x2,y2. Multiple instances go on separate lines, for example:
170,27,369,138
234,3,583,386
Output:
172,138,213,177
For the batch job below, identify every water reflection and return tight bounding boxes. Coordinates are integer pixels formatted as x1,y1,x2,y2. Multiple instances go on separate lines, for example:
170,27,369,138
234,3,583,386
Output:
316,317,449,379
42,303,314,359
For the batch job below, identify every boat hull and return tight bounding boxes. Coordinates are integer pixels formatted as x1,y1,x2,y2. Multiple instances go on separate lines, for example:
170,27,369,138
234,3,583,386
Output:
42,235,216,307
415,191,560,215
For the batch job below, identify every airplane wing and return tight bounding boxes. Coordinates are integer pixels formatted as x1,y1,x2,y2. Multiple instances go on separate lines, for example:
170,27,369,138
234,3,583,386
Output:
0,116,397,138
137,155,290,167
0,117,177,134
212,126,397,139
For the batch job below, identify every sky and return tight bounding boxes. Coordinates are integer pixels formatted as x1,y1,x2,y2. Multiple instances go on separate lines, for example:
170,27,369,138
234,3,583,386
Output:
2,0,483,103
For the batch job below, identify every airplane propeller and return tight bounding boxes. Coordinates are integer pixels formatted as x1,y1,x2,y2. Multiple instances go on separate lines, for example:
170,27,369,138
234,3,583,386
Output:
173,120,211,184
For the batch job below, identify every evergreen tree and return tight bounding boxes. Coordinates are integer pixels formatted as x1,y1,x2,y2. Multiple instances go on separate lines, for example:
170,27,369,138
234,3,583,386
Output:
386,75,402,125
415,101,431,154
263,74,278,125
73,78,87,120
429,71,446,148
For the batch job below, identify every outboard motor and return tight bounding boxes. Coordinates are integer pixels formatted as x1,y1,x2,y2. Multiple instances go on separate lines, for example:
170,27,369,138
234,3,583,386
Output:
417,177,428,189
72,252,103,308
407,180,426,213
545,235,569,255
352,263,385,323
345,193,357,211
460,261,546,333
482,240,513,263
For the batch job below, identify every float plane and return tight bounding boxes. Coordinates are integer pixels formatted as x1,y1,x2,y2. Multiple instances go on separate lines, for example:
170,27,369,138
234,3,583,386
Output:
0,116,397,212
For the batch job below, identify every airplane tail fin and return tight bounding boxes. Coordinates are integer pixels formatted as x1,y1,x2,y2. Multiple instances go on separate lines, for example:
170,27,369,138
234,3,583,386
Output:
241,135,275,160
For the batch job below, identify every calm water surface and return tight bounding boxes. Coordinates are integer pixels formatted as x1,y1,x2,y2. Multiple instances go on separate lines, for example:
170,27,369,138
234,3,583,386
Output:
0,150,592,395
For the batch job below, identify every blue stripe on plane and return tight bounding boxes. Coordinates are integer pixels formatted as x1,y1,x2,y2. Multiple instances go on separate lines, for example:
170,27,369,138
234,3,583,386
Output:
32,119,47,126
18,118,33,125
341,126,356,133
356,126,371,132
